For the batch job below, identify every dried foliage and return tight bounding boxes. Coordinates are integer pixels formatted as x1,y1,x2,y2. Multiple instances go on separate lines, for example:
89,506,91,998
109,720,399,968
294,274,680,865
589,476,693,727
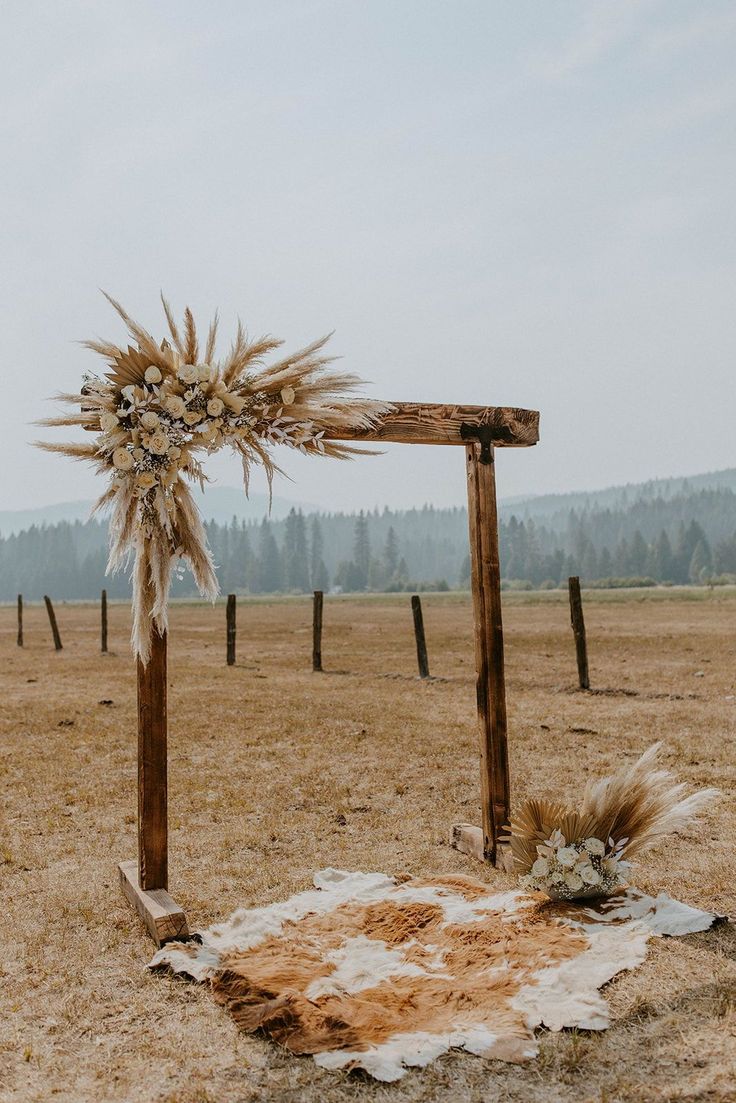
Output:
503,744,718,899
37,294,390,661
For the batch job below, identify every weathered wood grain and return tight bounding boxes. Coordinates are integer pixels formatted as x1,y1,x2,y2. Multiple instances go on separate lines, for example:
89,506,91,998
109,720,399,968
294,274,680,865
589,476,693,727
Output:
101,589,108,654
465,443,510,866
118,860,188,946
137,626,168,890
411,595,430,679
568,576,590,690
324,403,539,447
44,595,63,651
226,594,236,667
312,590,324,672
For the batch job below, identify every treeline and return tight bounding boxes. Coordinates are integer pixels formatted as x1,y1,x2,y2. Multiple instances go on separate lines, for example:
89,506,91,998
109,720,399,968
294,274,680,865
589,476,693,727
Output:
2,487,736,599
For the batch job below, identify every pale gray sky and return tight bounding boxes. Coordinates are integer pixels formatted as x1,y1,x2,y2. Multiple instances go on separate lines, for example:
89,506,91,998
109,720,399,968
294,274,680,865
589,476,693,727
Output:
2,0,735,513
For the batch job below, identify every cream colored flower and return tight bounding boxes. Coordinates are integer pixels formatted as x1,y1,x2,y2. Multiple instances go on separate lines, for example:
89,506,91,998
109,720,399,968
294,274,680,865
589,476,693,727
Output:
136,471,157,490
121,384,138,404
178,363,199,385
580,865,601,885
99,410,119,433
167,445,182,461
197,363,212,382
144,365,162,384
132,447,145,461
112,447,134,471
563,871,584,891
146,431,170,455
206,397,224,417
557,847,578,868
531,857,549,878
183,409,204,425
224,393,246,414
165,395,186,418
583,837,606,856
139,411,160,431
280,386,296,405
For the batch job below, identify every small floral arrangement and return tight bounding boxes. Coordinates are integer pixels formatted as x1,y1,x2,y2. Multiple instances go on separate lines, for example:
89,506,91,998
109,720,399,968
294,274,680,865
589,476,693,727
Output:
519,829,631,901
504,745,717,902
38,294,389,661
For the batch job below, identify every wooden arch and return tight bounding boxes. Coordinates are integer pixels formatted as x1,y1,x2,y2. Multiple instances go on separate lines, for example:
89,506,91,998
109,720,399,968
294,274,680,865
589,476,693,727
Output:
119,402,540,944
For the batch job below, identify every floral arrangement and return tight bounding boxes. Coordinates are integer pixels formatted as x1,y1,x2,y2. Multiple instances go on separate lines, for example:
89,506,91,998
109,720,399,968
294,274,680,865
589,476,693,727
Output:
504,744,717,901
37,294,390,662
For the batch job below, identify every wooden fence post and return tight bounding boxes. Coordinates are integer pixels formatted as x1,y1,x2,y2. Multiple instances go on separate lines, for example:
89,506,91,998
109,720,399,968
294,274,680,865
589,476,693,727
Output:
568,576,590,690
44,595,62,651
101,589,108,653
464,442,510,866
17,595,23,647
226,594,236,666
312,590,323,672
137,625,168,890
411,595,430,678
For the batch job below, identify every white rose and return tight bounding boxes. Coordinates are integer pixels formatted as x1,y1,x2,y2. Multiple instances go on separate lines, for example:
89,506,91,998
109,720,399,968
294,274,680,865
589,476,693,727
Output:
531,857,549,878
224,393,246,414
144,365,162,384
550,868,566,884
197,363,212,382
583,837,606,856
206,397,224,417
183,409,203,425
112,447,134,471
580,866,601,885
99,410,119,433
139,411,160,431
178,363,199,385
136,471,157,490
280,386,296,405
167,445,182,461
557,847,578,868
564,872,584,891
165,395,186,418
146,431,170,455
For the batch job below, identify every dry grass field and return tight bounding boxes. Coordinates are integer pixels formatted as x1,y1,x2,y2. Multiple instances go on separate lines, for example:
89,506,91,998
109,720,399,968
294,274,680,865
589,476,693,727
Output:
1,591,734,1103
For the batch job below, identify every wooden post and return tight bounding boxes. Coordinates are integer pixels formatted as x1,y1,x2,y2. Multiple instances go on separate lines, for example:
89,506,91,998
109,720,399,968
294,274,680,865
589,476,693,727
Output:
137,626,168,890
226,594,236,666
44,595,62,651
17,595,23,647
411,595,430,678
464,443,510,865
568,576,590,690
312,590,324,672
101,589,108,653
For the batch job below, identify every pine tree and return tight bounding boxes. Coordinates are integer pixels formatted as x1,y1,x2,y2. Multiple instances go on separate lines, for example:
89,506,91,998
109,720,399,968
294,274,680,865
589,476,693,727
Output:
256,519,283,592
353,511,371,590
309,516,329,591
384,526,399,578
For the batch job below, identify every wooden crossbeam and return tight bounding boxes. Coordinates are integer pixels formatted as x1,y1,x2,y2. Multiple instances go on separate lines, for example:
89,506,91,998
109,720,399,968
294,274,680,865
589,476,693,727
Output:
324,403,539,447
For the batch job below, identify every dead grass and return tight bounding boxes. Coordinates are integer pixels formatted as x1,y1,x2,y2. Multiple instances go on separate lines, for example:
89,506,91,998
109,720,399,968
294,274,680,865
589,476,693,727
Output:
0,592,734,1102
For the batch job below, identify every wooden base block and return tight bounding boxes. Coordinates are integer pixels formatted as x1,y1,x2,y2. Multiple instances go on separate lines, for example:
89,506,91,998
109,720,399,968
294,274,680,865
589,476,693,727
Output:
450,824,514,871
118,860,189,947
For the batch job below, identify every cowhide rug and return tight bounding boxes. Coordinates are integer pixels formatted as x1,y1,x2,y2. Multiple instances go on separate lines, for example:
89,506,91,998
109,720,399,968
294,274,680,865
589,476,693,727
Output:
149,868,722,1082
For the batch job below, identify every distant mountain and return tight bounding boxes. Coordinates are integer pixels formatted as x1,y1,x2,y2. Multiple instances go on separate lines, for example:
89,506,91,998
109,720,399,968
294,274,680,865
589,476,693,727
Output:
502,468,736,529
0,486,319,536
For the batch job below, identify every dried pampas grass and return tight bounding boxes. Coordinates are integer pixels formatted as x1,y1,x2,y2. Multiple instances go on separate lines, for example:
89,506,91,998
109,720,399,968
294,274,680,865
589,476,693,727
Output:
37,294,391,663
504,745,718,900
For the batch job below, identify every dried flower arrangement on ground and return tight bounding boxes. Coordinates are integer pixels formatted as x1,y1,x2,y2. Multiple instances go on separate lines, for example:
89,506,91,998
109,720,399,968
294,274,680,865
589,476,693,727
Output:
37,294,389,660
504,744,718,900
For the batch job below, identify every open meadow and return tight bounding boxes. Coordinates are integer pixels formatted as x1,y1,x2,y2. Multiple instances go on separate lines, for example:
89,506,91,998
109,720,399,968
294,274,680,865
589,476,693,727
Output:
1,591,734,1103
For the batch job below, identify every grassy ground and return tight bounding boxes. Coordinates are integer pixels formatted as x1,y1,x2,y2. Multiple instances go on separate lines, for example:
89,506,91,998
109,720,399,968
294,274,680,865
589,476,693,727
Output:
1,592,734,1102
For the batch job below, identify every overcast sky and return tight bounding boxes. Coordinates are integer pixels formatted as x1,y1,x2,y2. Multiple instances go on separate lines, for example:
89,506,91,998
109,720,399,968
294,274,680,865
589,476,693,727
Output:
2,0,734,513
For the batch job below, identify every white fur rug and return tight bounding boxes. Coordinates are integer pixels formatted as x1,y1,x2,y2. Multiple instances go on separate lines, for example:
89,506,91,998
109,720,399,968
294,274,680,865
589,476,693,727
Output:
149,869,721,1082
